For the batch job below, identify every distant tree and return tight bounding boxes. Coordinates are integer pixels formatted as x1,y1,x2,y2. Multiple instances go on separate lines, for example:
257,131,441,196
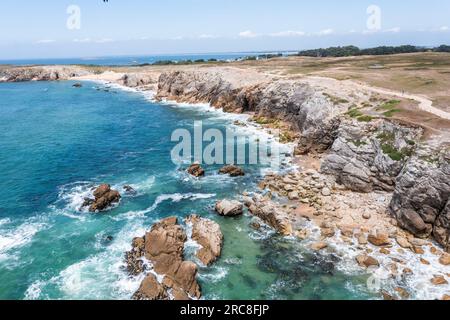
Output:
295,45,444,58
434,45,450,52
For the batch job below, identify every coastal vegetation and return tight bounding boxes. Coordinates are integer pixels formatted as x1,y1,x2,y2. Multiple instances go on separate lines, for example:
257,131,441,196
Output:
296,44,450,58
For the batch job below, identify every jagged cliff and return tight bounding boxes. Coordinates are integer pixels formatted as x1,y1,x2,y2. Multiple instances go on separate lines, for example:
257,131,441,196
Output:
155,70,450,251
156,70,343,153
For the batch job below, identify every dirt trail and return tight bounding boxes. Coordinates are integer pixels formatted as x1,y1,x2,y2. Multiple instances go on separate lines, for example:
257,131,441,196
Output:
306,76,450,121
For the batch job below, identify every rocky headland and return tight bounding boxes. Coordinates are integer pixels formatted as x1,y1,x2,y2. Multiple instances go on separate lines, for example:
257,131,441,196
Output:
2,64,449,299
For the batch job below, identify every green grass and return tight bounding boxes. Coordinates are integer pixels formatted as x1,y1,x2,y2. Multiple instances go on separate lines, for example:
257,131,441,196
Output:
357,115,374,122
377,131,396,143
383,109,402,117
252,116,277,125
381,144,405,161
324,93,350,105
376,100,403,117
351,140,368,147
346,108,363,118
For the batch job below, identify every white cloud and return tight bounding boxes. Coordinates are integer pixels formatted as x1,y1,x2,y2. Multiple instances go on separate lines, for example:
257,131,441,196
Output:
73,38,115,43
440,26,449,32
384,27,401,33
36,39,55,44
238,30,259,38
95,38,114,43
316,28,334,36
198,34,218,39
269,30,305,37
73,38,92,43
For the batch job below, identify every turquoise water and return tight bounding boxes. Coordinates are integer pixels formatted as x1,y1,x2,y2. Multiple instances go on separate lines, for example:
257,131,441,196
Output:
0,81,373,300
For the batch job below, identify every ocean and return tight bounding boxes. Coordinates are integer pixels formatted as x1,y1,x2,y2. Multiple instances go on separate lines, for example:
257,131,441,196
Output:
0,80,374,300
0,52,286,67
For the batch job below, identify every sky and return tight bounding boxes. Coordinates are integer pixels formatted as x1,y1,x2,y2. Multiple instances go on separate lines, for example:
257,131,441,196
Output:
0,0,449,59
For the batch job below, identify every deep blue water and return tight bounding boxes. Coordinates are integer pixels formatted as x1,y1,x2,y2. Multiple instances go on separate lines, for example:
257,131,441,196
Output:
0,52,286,66
0,81,373,300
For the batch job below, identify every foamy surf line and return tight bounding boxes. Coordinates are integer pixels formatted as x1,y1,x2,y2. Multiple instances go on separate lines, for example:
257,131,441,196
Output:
297,221,450,300
78,78,295,164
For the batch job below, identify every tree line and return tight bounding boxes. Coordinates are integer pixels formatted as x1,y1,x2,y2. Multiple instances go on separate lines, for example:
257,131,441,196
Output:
296,45,450,57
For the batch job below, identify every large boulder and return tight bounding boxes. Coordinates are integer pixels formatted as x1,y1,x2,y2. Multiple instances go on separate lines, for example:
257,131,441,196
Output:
133,274,168,300
187,163,205,177
219,165,245,177
186,215,223,266
215,200,244,217
88,184,121,212
245,195,293,236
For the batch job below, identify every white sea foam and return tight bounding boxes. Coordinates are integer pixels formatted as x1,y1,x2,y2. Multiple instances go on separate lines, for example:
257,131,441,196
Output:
31,221,149,300
0,218,11,227
184,222,203,263
0,220,47,262
24,280,46,300
147,193,216,212
57,181,94,213
198,266,229,283
298,220,450,300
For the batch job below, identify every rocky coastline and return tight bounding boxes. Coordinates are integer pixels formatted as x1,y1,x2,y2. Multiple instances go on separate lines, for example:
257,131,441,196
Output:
1,65,449,299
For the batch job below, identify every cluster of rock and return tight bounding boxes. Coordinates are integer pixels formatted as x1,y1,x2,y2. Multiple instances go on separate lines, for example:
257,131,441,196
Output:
242,194,293,236
186,163,245,178
322,119,422,193
82,184,121,213
255,168,450,297
120,73,157,89
259,170,335,209
219,165,245,177
127,216,223,300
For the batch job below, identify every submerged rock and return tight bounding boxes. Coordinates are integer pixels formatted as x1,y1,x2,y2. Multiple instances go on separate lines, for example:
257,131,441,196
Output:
187,163,205,177
186,215,223,266
123,185,137,194
356,254,380,268
215,200,244,217
72,82,82,88
219,165,245,177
